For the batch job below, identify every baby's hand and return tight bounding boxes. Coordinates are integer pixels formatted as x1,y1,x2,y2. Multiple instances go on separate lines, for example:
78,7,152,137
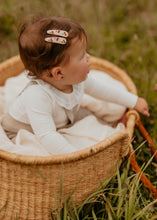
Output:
134,97,150,117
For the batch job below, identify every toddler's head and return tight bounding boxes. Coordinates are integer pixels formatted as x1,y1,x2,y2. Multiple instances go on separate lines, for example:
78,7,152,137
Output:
18,16,87,77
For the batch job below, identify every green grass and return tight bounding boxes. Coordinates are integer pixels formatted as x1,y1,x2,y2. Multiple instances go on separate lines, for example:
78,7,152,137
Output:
25,153,157,219
0,0,157,218
50,154,157,219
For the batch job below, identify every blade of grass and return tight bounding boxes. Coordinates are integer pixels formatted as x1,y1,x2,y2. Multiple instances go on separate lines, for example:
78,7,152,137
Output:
116,166,124,218
150,215,157,220
92,208,97,220
127,174,141,220
69,196,80,220
106,202,113,220
0,203,7,213
132,199,157,220
105,197,116,219
125,200,128,220
63,203,68,220
25,166,47,180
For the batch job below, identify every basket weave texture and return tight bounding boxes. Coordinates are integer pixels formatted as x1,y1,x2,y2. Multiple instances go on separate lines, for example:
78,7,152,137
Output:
0,55,137,219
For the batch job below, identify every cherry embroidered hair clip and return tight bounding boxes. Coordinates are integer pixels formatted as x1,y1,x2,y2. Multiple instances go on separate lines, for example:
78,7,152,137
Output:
45,29,69,45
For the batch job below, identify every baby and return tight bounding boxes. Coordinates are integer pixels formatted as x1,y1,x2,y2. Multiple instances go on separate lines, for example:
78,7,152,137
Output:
2,16,149,155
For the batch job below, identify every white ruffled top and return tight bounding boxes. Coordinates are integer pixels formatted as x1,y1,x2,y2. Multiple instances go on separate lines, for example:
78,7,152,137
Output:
33,79,84,110
9,70,138,155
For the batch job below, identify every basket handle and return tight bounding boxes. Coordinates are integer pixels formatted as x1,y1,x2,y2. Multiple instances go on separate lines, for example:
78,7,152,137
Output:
136,117,157,161
127,147,157,198
127,112,157,198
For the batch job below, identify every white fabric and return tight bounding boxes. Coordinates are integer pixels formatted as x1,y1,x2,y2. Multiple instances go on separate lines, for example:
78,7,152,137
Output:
0,70,138,156
0,115,125,156
59,115,125,150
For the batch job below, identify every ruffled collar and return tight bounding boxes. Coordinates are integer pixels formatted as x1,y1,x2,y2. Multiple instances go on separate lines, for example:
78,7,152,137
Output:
31,79,84,110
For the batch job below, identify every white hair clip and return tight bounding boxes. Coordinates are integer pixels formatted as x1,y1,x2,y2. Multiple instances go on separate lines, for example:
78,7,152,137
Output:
45,36,67,45
47,30,69,37
45,29,68,45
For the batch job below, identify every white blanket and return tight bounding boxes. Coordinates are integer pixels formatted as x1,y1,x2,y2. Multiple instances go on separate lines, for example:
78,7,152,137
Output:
0,71,126,156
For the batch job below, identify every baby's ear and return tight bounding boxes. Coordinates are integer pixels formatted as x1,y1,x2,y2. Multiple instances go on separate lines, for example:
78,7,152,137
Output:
50,66,63,80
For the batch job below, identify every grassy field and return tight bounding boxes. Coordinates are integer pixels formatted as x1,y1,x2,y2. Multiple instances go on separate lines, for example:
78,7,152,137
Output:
0,0,157,219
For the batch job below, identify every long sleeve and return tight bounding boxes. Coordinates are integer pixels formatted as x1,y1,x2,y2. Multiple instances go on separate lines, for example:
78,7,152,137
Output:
24,86,77,155
84,70,138,109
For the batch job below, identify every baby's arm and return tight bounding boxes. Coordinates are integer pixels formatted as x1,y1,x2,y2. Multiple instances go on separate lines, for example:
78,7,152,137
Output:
25,87,77,155
85,71,149,117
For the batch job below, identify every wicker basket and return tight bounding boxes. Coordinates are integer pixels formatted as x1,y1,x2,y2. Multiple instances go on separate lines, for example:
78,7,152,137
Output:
0,55,138,219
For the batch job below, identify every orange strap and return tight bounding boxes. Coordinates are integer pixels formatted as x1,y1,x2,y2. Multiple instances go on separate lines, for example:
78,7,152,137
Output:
127,117,157,199
136,118,157,161
127,151,157,198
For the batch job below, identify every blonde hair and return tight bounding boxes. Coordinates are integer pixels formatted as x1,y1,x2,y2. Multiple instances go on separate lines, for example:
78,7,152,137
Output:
18,16,87,77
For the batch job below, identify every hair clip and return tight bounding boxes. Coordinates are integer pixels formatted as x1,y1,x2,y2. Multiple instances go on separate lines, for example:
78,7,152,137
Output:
47,30,68,37
45,37,67,45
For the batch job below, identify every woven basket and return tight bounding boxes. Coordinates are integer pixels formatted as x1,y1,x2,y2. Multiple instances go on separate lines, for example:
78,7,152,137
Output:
0,55,138,219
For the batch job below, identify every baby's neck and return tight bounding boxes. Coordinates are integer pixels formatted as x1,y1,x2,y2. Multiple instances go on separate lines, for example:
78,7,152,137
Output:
58,85,73,93
51,83,73,93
